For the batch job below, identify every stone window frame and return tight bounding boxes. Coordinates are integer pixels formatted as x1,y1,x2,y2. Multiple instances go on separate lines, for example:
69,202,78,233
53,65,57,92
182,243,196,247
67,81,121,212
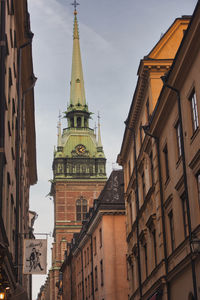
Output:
146,214,157,267
188,87,199,134
76,196,87,221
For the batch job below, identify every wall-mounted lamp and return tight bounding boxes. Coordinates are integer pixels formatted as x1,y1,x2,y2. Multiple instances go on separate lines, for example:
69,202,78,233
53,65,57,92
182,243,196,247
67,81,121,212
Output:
190,238,200,254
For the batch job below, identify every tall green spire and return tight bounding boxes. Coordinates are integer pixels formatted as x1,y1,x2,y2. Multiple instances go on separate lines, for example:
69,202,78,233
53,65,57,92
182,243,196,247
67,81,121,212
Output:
53,5,106,181
69,10,86,107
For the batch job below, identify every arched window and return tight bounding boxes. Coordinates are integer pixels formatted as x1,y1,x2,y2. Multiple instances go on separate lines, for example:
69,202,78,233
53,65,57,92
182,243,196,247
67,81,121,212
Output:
70,118,74,127
77,117,81,127
76,197,87,221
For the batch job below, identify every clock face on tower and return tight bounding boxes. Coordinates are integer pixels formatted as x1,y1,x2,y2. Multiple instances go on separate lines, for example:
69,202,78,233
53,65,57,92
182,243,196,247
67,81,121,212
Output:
76,144,86,155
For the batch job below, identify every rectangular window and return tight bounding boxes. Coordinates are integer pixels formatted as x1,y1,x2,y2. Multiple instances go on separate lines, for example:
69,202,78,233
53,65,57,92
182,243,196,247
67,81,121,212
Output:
140,123,143,146
88,275,90,298
87,247,89,264
84,250,87,267
146,98,150,122
168,210,175,252
149,152,154,186
100,260,104,286
144,244,148,277
90,273,93,296
181,193,188,238
189,89,199,132
152,230,157,266
141,172,145,202
94,237,96,255
129,201,133,225
95,266,98,291
10,29,13,48
99,228,102,248
85,278,87,299
163,144,169,182
175,121,182,158
128,160,131,179
197,173,200,205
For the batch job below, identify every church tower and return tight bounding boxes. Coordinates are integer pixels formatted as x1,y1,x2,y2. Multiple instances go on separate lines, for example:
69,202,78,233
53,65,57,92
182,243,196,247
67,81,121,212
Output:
49,5,106,299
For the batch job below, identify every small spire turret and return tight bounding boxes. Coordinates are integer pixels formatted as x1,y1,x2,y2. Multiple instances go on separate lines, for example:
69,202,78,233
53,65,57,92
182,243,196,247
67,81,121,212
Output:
57,111,63,151
97,112,103,151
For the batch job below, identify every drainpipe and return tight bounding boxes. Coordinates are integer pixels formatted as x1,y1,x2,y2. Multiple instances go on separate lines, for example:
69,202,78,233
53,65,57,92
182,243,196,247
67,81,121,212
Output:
142,126,169,300
0,0,6,215
90,235,94,300
79,248,85,300
70,253,72,300
126,125,142,298
133,131,143,299
161,83,198,300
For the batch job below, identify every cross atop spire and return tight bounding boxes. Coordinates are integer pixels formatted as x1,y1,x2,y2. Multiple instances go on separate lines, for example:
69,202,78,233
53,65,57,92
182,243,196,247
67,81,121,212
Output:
71,0,79,14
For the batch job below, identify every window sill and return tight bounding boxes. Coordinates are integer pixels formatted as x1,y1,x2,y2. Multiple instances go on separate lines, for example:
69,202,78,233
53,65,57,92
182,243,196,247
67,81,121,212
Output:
190,127,199,144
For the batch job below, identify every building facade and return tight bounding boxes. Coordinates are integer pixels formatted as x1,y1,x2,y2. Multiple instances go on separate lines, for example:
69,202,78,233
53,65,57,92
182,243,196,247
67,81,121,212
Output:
118,2,200,300
0,0,37,299
46,8,107,300
61,170,128,300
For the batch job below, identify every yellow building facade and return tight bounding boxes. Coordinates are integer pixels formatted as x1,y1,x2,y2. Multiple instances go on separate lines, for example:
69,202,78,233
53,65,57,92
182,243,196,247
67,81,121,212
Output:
118,3,200,300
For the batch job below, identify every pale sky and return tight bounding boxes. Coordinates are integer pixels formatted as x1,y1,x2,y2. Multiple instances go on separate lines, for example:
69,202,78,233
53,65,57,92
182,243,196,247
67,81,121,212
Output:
28,0,197,298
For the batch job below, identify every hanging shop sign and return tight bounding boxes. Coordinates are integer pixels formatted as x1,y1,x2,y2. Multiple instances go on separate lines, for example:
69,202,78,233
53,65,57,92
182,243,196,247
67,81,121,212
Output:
23,239,47,274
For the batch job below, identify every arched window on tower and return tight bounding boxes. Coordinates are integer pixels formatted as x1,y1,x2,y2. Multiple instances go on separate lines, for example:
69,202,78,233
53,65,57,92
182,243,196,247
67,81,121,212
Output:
77,117,81,127
70,118,74,127
76,197,87,221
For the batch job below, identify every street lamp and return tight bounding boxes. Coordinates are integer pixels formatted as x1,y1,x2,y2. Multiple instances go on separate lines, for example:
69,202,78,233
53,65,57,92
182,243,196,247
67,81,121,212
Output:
0,292,5,299
190,238,200,254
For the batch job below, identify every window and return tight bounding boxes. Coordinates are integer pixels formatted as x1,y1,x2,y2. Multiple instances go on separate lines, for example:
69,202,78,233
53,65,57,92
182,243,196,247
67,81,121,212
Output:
163,144,169,182
128,160,131,178
77,117,81,127
149,152,154,186
100,260,104,286
144,244,148,277
146,98,150,122
10,29,13,48
181,193,188,238
140,123,143,146
84,250,87,267
85,278,87,299
70,118,74,127
152,230,157,266
168,210,175,252
129,201,133,225
141,172,145,202
99,228,102,248
197,173,200,205
87,247,89,264
76,197,87,221
189,89,199,132
90,273,93,295
175,121,182,158
94,237,97,255
88,275,90,298
95,266,98,291
9,68,13,87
